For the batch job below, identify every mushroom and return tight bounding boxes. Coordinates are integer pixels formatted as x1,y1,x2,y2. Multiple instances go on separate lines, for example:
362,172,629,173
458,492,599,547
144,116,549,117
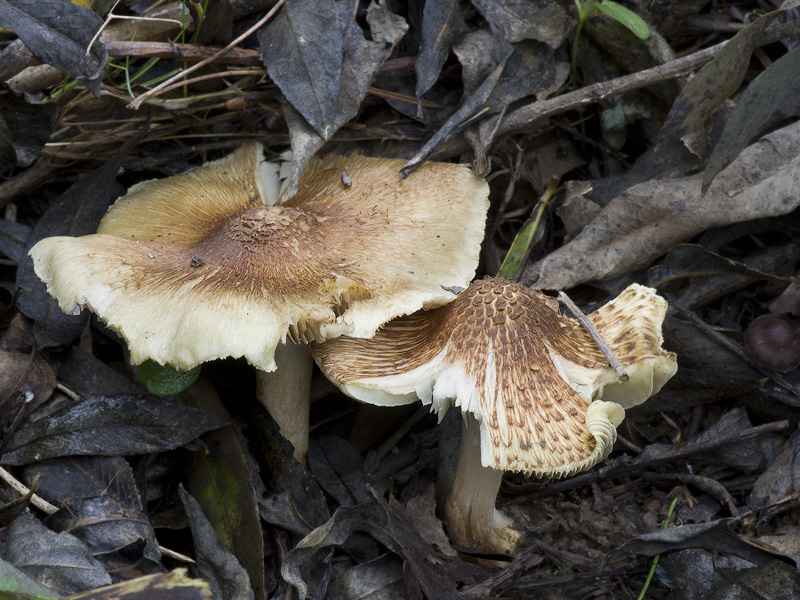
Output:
28,142,490,461
312,277,678,553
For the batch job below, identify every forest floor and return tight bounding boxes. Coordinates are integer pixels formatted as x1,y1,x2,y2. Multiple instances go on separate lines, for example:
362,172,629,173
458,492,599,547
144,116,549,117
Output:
2,0,800,598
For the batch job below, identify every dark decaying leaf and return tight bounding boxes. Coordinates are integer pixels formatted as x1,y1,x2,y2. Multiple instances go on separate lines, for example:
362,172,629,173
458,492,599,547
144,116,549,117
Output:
250,397,330,534
0,346,57,445
0,38,33,83
526,118,800,290
415,0,466,110
486,40,556,111
633,408,768,475
0,218,30,264
63,569,213,600
188,0,232,46
0,394,229,465
0,113,15,168
702,44,800,193
25,456,160,567
282,489,478,600
471,0,571,48
748,430,800,507
0,93,58,167
602,519,795,570
648,243,794,288
0,556,57,599
57,346,145,398
711,560,800,599
400,53,509,177
643,316,761,412
178,486,255,600
178,380,265,600
15,125,147,349
258,0,342,139
308,435,367,507
280,0,408,200
5,513,112,596
326,553,406,600
656,9,776,143
0,0,108,95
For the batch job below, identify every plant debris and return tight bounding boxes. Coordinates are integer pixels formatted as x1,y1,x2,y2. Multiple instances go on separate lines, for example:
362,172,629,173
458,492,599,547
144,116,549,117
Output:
3,0,800,598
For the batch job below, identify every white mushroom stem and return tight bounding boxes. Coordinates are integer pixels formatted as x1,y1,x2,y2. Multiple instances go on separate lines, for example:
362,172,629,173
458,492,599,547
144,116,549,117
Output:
256,342,312,464
445,413,521,554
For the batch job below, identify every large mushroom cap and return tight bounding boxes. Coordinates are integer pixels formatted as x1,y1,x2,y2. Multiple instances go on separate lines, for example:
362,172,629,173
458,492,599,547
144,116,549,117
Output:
314,277,677,477
29,143,489,371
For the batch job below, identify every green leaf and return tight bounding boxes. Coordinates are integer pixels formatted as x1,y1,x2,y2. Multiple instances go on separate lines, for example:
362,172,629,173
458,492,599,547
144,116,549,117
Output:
138,360,201,396
498,219,540,279
596,1,650,40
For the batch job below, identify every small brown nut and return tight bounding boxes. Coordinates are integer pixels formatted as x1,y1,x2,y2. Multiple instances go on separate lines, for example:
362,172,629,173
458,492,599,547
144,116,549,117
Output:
743,314,800,372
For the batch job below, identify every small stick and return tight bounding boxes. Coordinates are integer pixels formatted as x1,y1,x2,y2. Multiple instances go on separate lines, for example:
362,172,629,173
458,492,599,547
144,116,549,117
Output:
558,291,629,382
0,466,195,564
128,0,286,109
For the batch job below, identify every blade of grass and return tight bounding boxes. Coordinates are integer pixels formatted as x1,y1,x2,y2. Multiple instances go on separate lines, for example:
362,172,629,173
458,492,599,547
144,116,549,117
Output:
637,497,678,600
497,175,560,280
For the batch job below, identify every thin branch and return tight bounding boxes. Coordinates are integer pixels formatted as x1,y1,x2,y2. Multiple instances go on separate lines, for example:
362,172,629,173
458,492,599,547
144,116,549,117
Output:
558,291,629,381
127,0,286,110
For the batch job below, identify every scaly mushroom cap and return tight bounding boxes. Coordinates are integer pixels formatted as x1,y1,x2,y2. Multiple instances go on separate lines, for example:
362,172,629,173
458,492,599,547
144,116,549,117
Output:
313,278,677,477
29,143,489,371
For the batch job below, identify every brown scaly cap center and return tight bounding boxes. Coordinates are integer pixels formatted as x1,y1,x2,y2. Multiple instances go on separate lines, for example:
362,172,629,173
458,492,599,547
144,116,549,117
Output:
194,205,322,268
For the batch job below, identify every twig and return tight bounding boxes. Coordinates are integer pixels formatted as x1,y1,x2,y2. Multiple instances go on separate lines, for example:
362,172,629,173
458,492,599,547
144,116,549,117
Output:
430,19,800,161
128,0,286,110
0,466,59,513
558,291,629,382
144,69,267,98
0,466,195,564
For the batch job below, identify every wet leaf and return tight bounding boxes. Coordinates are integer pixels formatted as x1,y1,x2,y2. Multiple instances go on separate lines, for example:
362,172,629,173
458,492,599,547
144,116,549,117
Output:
0,556,57,599
471,0,571,48
250,398,330,533
283,489,477,600
749,431,800,507
603,519,792,569
0,0,108,95
258,0,342,139
5,513,112,595
326,554,405,600
415,0,466,107
178,380,264,600
307,435,367,507
1,394,229,465
0,93,57,168
526,118,800,289
63,569,212,600
643,316,760,412
0,218,30,264
26,456,160,568
703,44,800,193
279,0,407,199
0,348,57,442
657,10,775,143
711,561,800,600
648,243,793,288
57,346,145,398
178,486,255,600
